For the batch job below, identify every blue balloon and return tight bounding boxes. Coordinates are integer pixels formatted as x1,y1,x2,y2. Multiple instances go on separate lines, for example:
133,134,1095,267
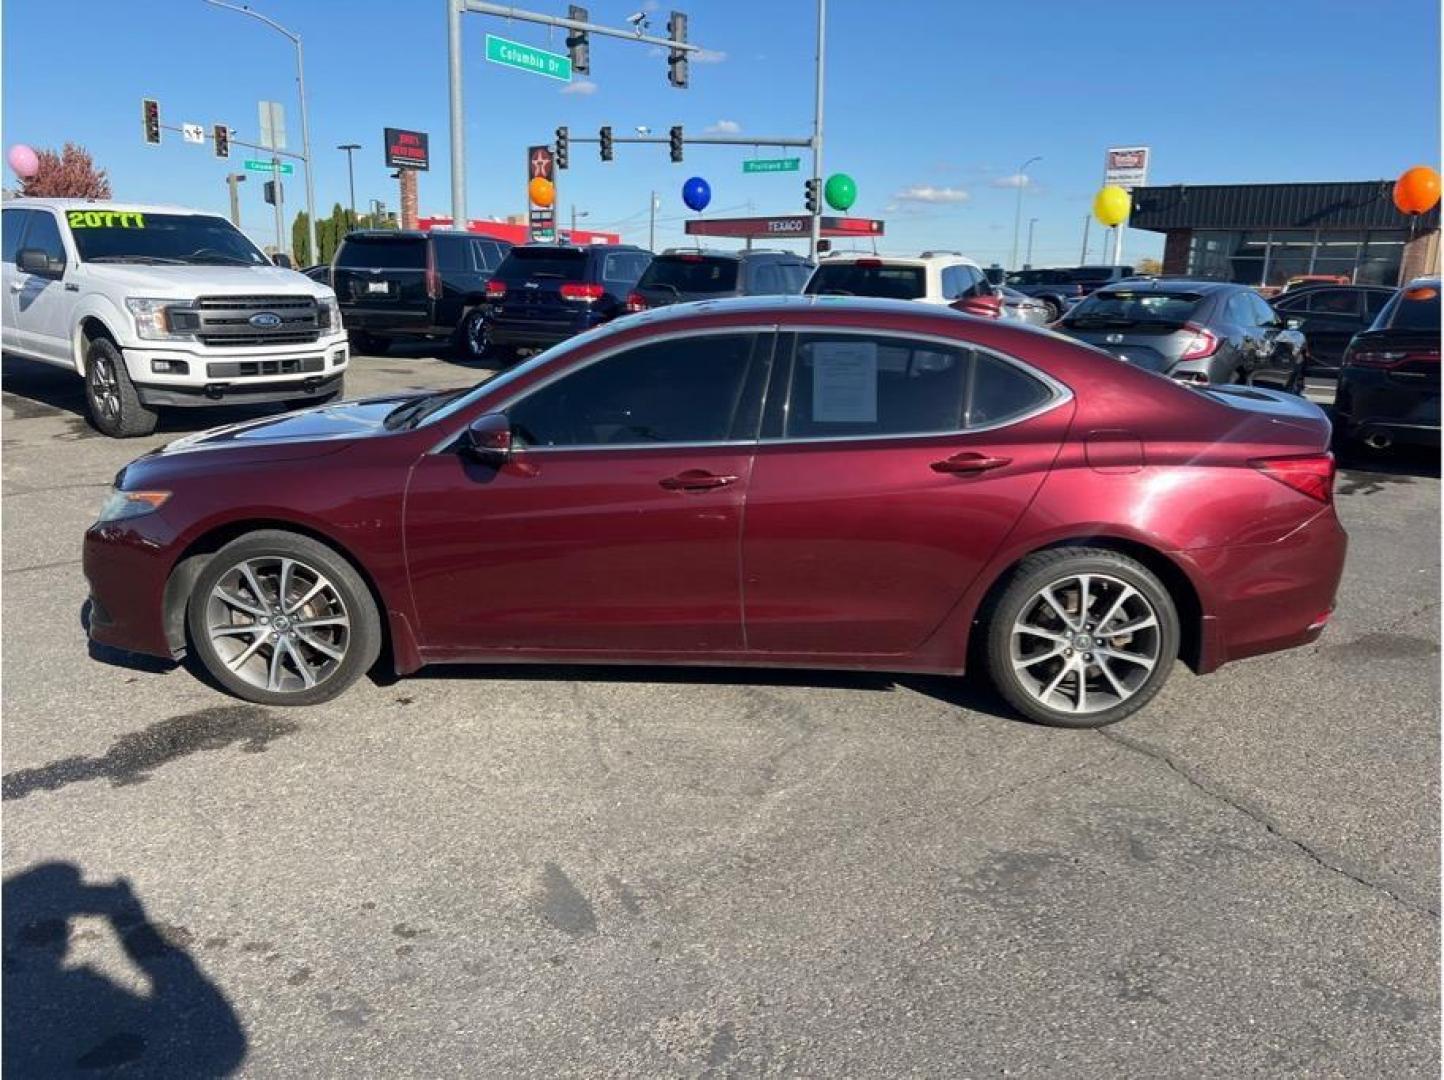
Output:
682,176,711,212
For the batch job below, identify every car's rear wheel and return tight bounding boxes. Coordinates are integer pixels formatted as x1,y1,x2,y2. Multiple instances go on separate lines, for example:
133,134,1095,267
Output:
85,337,158,438
1041,297,1063,322
983,548,1179,728
348,331,387,356
186,530,381,706
454,307,490,361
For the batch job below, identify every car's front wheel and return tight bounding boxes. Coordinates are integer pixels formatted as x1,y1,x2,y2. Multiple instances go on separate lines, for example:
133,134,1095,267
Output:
85,337,158,438
186,530,381,706
983,547,1180,728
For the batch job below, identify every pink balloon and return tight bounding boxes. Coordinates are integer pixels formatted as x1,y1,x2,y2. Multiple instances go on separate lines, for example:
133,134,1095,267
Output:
8,144,39,178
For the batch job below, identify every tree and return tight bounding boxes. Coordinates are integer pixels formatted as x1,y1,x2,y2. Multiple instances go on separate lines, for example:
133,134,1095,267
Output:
19,143,111,199
1136,257,1164,276
291,211,311,266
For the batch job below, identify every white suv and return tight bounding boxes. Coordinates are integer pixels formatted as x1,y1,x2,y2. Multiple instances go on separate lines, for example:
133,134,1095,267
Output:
1,199,347,437
803,251,996,307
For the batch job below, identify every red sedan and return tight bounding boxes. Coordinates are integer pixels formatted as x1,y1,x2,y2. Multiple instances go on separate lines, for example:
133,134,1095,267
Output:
84,297,1346,727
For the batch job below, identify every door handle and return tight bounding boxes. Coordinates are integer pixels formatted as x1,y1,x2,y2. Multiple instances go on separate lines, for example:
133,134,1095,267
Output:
930,452,1012,475
659,469,739,492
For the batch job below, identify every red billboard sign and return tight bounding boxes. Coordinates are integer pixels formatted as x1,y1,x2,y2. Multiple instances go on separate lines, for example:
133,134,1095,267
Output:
384,128,429,171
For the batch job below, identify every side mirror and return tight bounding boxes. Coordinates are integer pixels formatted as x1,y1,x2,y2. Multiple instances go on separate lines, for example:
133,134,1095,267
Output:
952,294,1004,319
271,252,294,269
463,412,512,463
17,248,63,279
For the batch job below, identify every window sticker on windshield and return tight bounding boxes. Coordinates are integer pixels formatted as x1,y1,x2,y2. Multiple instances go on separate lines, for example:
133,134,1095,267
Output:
67,211,146,229
810,340,878,423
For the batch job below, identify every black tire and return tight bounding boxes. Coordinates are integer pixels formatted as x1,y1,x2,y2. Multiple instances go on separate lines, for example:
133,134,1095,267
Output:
982,547,1180,728
1041,297,1063,323
453,307,490,361
85,336,158,438
186,530,382,707
349,331,388,356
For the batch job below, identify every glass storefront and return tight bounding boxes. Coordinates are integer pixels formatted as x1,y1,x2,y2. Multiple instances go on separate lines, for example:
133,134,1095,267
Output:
1186,228,1406,286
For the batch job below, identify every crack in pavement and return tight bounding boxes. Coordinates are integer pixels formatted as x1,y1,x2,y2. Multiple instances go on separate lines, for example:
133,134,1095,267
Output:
965,751,1119,813
1099,728,1439,921
5,559,82,576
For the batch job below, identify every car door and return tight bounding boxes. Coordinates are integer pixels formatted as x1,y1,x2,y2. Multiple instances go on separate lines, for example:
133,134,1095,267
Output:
741,329,1073,656
1247,290,1302,385
403,330,771,656
1,207,32,353
10,208,74,366
1283,288,1365,371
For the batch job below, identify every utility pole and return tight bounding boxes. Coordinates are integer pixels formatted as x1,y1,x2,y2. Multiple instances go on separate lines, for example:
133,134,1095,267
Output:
226,172,246,227
1080,214,1091,263
338,143,361,224
809,0,826,261
649,190,658,251
1009,155,1041,272
271,156,285,260
1025,217,1038,268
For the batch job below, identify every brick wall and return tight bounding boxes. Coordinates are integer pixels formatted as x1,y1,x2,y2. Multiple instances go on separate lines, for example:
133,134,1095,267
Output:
399,169,419,231
1400,228,1440,284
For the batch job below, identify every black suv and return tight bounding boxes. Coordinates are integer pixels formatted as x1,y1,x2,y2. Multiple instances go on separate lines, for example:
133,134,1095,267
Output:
1270,284,1396,373
333,230,511,359
484,244,652,360
631,248,813,309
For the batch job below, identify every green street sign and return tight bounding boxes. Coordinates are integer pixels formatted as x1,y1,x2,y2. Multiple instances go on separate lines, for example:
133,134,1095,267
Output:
244,159,294,175
485,34,572,82
743,158,801,174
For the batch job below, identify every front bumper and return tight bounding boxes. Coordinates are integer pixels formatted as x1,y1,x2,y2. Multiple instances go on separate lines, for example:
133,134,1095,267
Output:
136,372,344,407
84,514,183,660
122,336,349,406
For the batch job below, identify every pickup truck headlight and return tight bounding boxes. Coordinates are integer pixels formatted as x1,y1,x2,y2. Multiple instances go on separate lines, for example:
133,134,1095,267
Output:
317,296,340,334
97,488,171,523
125,298,199,341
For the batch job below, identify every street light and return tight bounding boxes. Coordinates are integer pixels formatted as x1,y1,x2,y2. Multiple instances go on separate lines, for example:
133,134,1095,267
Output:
204,0,318,265
1009,155,1041,273
570,206,589,238
634,125,652,135
337,143,361,225
1025,217,1038,268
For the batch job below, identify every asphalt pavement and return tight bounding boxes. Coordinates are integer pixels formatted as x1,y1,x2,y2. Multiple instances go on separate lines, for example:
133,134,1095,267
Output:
2,346,1439,1077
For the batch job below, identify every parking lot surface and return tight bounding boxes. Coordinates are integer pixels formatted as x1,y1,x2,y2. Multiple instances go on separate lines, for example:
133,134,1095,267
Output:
3,349,1439,1076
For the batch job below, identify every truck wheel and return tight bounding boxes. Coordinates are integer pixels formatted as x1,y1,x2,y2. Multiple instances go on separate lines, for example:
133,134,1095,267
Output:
186,529,381,706
85,337,158,438
454,308,490,362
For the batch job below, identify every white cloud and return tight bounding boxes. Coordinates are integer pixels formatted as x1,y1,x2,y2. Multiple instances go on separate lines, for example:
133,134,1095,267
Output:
560,79,598,95
693,49,727,63
893,185,970,204
705,119,741,134
990,173,1032,189
642,0,660,10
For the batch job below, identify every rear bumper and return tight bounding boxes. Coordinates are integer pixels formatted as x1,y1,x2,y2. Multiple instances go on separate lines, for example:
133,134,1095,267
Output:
489,314,602,348
1334,370,1440,443
341,307,440,336
1185,507,1348,673
135,371,344,407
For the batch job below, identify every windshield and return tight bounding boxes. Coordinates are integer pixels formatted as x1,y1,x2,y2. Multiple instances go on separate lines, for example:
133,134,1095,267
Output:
638,256,739,293
494,248,588,283
805,263,925,300
68,211,269,266
335,237,426,269
1067,289,1202,325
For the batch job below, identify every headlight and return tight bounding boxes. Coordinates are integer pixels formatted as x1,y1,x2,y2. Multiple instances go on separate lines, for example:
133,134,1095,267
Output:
97,489,171,523
125,298,198,341
317,296,340,333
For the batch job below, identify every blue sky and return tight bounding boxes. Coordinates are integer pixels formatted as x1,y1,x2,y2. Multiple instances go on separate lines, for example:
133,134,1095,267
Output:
4,0,1440,265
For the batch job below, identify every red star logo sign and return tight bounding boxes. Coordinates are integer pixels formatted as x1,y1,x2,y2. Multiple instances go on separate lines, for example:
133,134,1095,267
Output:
530,148,553,178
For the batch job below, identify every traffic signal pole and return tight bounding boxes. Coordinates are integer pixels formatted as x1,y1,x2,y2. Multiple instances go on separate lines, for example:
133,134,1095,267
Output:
809,0,826,261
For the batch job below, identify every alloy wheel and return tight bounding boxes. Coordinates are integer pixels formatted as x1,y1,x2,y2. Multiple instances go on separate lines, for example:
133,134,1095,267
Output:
1009,572,1162,716
466,311,488,357
88,356,121,423
204,556,351,694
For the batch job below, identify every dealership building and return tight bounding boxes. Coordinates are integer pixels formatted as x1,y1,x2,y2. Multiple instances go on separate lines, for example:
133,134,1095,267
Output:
1128,180,1440,288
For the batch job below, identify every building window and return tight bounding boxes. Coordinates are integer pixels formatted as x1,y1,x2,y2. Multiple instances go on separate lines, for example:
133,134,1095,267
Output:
1357,230,1407,286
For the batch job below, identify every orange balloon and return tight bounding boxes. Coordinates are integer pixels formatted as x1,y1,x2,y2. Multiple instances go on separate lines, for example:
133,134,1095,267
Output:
1393,165,1441,215
528,176,555,208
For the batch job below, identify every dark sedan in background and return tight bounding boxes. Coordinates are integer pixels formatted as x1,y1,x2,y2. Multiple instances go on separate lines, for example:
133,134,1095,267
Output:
1271,284,1396,373
1335,278,1440,450
1006,265,1135,321
1054,278,1305,390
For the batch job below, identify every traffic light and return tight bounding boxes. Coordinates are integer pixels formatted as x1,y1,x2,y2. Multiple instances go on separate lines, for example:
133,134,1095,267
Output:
555,126,569,170
666,11,689,88
669,125,683,163
599,126,613,162
142,98,161,145
213,124,230,159
805,177,820,213
566,5,589,74
264,180,281,206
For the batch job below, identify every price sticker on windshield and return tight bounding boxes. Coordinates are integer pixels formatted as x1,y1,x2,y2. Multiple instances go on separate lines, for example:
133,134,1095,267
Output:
67,211,146,229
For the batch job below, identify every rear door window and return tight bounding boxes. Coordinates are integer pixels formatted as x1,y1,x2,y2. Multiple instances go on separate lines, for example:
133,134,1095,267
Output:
941,265,967,299
432,237,470,272
805,263,926,300
494,247,588,283
336,237,427,269
638,255,739,293
602,250,650,284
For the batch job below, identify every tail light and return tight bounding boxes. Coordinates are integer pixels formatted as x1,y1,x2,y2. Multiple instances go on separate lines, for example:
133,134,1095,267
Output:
625,291,648,313
1345,347,1437,369
1250,453,1335,504
1179,322,1219,360
852,258,883,268
559,282,605,302
485,280,507,300
425,245,441,301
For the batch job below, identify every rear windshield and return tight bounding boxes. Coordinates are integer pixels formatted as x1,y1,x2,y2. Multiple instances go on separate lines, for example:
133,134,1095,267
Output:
1069,267,1123,282
68,212,269,266
806,263,925,300
638,255,739,293
336,237,426,270
1380,284,1441,330
1067,289,1202,325
494,247,588,283
1006,270,1067,287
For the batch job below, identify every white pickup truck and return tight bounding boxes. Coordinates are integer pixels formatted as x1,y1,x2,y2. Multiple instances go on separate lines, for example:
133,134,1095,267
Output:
1,198,348,437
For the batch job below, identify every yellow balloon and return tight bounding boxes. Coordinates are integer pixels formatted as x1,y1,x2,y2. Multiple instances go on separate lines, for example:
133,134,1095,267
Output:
1093,185,1131,227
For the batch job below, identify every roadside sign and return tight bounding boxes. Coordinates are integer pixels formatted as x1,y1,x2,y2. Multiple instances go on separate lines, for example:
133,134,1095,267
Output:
258,100,287,151
181,123,205,145
244,159,294,175
1104,146,1150,191
527,144,556,242
743,158,800,174
684,215,885,239
486,33,572,82
384,128,430,171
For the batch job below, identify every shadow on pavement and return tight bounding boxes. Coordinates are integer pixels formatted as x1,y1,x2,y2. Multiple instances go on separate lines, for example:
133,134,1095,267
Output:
2,862,247,1077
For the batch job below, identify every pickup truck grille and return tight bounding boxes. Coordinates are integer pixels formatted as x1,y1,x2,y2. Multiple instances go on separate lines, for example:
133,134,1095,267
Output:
206,357,327,378
194,295,320,347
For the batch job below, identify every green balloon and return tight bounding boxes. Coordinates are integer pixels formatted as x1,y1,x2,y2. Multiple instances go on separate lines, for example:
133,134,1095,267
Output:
824,172,857,212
